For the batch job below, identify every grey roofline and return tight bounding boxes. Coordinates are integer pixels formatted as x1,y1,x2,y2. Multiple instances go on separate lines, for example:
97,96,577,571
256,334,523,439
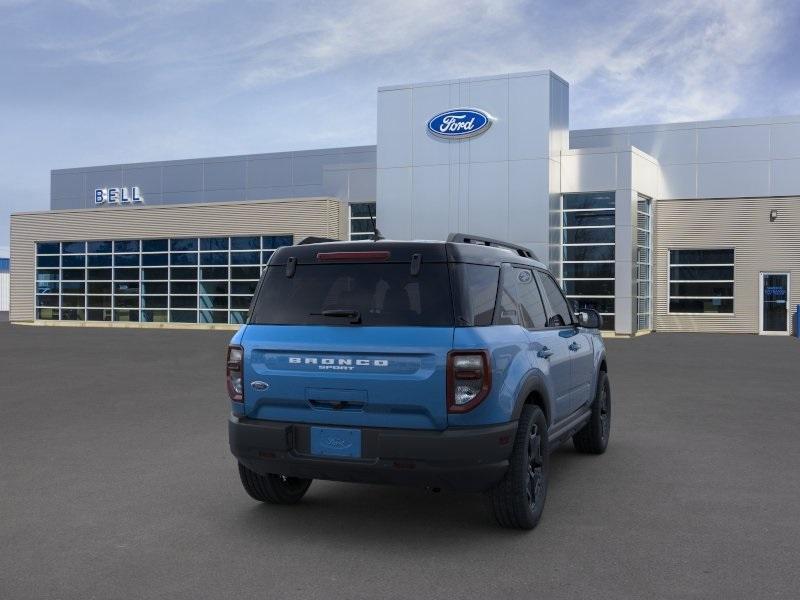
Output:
572,114,800,137
378,69,568,92
51,145,377,174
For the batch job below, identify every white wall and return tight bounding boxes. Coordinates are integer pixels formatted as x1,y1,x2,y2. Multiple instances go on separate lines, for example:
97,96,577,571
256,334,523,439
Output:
0,271,9,312
570,115,800,200
377,70,568,265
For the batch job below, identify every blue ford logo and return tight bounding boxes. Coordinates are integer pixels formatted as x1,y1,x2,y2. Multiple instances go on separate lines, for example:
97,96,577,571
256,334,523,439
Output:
427,108,493,139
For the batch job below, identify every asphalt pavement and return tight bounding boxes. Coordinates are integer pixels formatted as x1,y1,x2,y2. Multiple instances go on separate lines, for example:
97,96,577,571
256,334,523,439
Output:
1,323,799,599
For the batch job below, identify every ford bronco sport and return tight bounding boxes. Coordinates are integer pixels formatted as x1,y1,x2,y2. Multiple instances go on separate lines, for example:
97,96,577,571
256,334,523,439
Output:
228,234,610,529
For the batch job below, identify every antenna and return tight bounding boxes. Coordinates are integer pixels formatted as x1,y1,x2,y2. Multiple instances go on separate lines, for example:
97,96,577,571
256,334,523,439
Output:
366,203,385,241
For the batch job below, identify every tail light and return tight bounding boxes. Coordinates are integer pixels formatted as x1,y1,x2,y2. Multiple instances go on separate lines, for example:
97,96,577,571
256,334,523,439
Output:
447,350,491,413
227,345,244,402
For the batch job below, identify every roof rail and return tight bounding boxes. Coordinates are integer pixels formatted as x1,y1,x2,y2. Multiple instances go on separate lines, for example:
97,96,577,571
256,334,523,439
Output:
447,233,539,261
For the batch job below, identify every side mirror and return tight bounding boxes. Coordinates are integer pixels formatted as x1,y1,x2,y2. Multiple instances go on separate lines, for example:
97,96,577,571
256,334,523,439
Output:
577,309,603,330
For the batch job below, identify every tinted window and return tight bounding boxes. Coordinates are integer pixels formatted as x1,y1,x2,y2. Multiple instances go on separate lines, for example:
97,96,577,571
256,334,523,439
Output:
494,267,520,326
537,272,573,327
514,268,547,329
451,264,499,326
250,263,453,326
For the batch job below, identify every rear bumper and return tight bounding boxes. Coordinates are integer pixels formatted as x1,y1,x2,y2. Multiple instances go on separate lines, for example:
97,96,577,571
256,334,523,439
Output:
229,416,518,492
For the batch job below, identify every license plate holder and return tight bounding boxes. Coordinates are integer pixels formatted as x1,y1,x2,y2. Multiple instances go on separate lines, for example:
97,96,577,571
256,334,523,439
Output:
310,426,362,459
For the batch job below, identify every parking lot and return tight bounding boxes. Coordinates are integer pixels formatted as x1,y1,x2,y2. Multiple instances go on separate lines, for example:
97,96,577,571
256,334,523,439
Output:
1,323,799,599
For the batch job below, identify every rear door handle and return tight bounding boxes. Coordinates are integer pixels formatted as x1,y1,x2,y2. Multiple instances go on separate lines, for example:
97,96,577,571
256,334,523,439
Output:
569,342,581,352
537,347,554,359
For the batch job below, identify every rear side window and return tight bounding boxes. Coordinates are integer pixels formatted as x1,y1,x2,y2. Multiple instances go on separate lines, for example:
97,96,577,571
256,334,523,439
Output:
250,263,453,326
537,272,574,327
514,268,547,329
451,264,500,326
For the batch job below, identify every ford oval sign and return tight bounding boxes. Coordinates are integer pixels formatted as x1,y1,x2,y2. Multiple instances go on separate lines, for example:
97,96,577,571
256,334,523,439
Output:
427,108,493,139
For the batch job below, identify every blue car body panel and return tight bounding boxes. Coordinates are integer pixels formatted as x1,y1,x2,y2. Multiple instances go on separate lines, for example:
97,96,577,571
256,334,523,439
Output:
241,325,454,430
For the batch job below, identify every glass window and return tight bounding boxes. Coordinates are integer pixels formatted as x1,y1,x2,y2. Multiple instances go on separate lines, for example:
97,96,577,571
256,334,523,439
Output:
563,193,615,210
62,269,85,281
563,211,615,227
114,240,139,253
231,236,259,250
61,309,85,320
537,272,573,327
200,295,228,310
36,308,59,320
61,295,84,307
200,237,229,251
37,256,59,268
62,282,85,294
62,255,85,267
494,268,521,326
114,282,139,294
563,245,614,261
230,311,247,324
170,267,197,280
87,309,112,321
231,267,260,280
231,281,257,295
142,268,168,280
170,253,198,266
200,310,228,324
142,310,168,322
36,295,58,307
200,252,227,265
142,296,168,308
231,251,259,265
141,281,168,295
515,268,547,329
62,241,86,254
349,203,376,240
142,239,168,252
114,268,139,280
170,310,197,323
250,263,454,326
36,281,59,294
170,296,196,309
199,281,227,295
115,296,138,308
170,238,198,251
114,253,139,267
88,268,112,281
88,282,111,294
36,269,59,281
142,296,169,308
563,228,615,244
573,297,615,314
562,263,615,278
262,251,275,264
451,264,499,326
88,296,112,308
350,219,375,234
201,267,227,280
262,235,293,249
114,309,139,322
88,255,113,267
170,281,197,295
668,249,734,314
231,296,252,310
87,241,112,253
142,253,168,266
36,242,59,254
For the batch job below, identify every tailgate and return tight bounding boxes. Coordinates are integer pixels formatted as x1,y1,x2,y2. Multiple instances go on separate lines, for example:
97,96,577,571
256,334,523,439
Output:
242,325,454,430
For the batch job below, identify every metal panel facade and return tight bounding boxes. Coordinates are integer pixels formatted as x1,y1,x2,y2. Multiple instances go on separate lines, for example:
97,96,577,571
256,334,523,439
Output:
377,71,568,264
654,197,800,333
50,147,376,209
10,198,345,322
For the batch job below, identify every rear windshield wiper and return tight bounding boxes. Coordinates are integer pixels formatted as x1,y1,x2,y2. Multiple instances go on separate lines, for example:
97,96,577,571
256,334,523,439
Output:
311,309,362,324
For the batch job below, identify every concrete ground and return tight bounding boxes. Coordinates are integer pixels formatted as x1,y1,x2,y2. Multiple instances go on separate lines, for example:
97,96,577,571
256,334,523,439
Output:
1,323,799,599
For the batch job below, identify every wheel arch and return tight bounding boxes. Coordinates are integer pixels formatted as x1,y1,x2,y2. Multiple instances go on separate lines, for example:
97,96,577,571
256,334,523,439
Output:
512,372,553,427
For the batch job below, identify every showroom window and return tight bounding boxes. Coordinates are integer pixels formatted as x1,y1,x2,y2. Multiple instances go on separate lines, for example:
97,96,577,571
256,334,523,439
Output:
350,202,376,240
636,197,652,330
561,192,615,330
34,235,293,324
668,249,734,314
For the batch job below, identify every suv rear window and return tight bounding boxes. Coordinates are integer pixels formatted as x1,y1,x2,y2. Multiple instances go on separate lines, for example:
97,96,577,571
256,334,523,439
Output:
249,263,454,326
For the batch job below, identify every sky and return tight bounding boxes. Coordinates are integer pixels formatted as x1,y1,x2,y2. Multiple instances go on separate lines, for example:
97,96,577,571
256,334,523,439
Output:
1,0,799,249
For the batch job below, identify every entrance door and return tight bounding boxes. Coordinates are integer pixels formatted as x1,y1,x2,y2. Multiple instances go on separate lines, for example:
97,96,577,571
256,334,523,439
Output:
759,273,790,335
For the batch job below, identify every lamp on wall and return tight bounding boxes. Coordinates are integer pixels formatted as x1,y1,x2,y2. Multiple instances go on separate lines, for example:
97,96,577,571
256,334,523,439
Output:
769,209,778,222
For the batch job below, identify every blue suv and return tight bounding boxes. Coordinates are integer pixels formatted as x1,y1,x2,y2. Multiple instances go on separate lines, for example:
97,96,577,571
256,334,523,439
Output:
228,234,610,529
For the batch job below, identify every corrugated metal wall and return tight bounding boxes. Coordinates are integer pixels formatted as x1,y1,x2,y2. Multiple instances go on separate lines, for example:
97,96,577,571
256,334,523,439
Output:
0,271,9,312
655,196,800,333
10,198,345,322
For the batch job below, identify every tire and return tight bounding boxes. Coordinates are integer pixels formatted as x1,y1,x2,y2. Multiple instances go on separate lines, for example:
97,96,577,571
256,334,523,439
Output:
486,405,549,530
237,462,312,504
573,371,611,454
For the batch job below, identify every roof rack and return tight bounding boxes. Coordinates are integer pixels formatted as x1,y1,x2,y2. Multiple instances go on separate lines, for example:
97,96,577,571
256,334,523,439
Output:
447,233,539,261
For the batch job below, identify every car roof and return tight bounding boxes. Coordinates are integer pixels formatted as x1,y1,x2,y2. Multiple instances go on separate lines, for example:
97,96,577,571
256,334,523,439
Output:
269,239,548,270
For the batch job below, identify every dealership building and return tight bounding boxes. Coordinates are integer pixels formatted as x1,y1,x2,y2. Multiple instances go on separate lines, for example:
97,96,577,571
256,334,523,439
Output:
9,69,800,335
